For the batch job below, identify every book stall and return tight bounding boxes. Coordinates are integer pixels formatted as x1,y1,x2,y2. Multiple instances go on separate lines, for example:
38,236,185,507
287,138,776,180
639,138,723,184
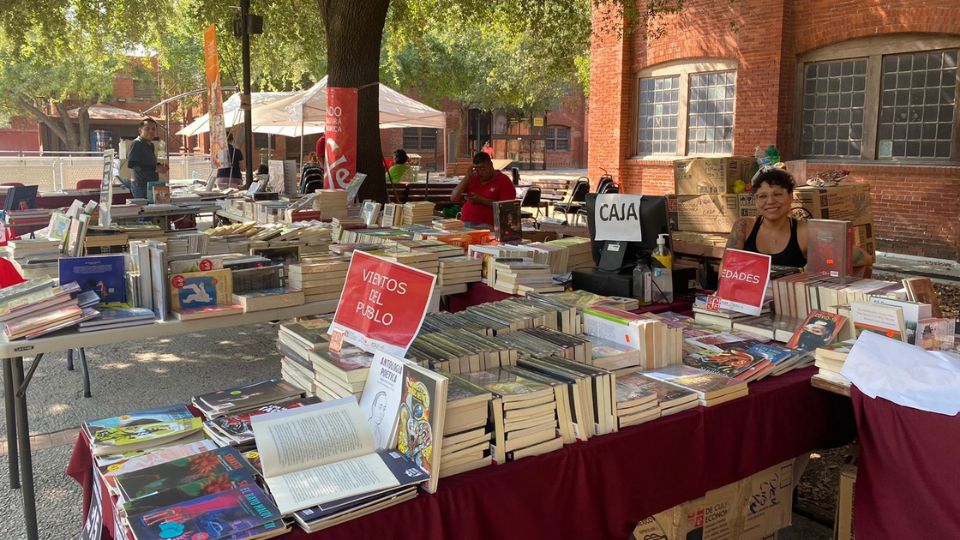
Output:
2,156,957,540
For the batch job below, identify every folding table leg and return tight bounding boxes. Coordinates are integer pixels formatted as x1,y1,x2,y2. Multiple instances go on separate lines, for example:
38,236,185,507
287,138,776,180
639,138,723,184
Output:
78,348,91,398
66,349,74,371
12,357,39,540
3,358,19,489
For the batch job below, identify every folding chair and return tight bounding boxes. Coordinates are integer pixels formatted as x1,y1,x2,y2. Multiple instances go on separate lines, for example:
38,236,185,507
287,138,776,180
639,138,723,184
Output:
552,179,590,225
520,186,542,219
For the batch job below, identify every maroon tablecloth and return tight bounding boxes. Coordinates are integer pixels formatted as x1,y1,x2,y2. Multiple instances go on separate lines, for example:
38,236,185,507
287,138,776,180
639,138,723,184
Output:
67,367,854,540
850,386,960,538
446,282,518,312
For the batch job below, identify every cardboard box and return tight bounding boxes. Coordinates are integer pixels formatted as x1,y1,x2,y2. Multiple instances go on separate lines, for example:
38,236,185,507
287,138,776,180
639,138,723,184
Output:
738,459,795,540
836,465,857,540
673,194,740,233
737,184,872,227
631,481,743,540
675,157,759,195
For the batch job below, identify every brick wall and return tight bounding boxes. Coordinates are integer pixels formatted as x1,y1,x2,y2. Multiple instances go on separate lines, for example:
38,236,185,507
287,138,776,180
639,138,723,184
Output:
588,0,960,259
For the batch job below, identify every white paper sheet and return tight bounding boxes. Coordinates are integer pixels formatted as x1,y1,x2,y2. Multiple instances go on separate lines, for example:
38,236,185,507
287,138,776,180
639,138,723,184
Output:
841,331,960,416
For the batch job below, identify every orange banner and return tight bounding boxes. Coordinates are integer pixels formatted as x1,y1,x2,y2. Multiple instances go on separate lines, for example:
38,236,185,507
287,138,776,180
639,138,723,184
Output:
204,24,227,170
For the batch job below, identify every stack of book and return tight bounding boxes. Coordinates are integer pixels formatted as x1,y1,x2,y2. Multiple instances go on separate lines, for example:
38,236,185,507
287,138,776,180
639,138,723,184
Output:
8,238,62,265
88,414,204,462
811,340,857,394
496,327,592,363
401,201,435,225
546,237,593,272
613,371,661,428
516,354,613,440
642,365,749,406
732,313,806,342
631,374,699,416
439,374,494,477
772,273,904,319
491,260,562,295
233,288,306,312
437,256,483,287
192,378,306,420
433,218,464,231
378,249,440,276
313,189,348,219
288,255,350,303
407,328,519,373
310,345,376,400
202,396,321,448
582,307,684,370
0,280,98,339
78,307,155,332
461,367,564,462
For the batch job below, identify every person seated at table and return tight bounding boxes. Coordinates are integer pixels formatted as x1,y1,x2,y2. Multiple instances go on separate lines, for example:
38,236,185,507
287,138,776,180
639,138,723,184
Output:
215,134,244,189
726,167,874,274
451,152,516,228
386,149,413,184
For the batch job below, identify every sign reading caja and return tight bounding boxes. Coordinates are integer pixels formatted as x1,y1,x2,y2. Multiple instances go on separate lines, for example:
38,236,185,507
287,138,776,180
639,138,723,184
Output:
330,250,436,356
594,194,645,242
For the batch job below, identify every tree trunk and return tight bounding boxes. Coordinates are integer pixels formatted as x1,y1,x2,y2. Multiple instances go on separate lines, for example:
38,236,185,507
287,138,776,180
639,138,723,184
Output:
54,102,80,151
318,0,390,204
77,103,91,152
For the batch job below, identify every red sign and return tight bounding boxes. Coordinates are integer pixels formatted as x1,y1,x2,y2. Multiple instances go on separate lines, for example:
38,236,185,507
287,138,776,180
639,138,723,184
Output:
203,25,227,170
324,87,359,190
716,249,771,316
329,251,436,356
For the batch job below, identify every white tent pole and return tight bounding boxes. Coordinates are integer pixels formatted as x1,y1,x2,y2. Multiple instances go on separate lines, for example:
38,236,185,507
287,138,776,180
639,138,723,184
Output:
299,117,305,167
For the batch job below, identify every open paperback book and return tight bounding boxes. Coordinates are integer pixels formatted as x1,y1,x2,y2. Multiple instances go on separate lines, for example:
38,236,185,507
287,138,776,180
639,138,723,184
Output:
250,398,429,515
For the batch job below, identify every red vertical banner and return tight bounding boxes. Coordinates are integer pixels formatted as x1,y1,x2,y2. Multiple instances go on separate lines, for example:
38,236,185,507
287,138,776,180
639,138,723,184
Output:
324,87,359,190
203,25,227,169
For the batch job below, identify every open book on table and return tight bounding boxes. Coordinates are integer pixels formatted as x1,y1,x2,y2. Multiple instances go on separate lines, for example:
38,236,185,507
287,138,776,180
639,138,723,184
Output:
250,397,429,515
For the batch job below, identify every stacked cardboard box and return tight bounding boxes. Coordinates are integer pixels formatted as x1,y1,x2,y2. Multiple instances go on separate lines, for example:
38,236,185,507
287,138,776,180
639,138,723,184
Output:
673,157,758,195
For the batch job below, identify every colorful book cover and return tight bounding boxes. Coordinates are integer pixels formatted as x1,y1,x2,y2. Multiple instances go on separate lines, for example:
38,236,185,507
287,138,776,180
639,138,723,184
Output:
116,446,257,503
743,342,796,366
48,212,72,246
121,469,255,516
91,418,202,452
642,365,746,399
806,219,853,278
918,318,956,351
395,362,447,493
100,440,218,491
209,398,320,445
459,368,552,400
869,297,932,345
83,404,193,439
169,268,233,311
682,348,765,379
614,373,659,405
493,200,522,243
786,310,848,351
58,255,127,304
126,485,281,540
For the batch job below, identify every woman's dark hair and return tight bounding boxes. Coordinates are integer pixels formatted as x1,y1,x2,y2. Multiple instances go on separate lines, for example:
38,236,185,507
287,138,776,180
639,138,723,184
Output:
472,152,492,165
751,167,795,194
256,163,268,175
227,133,234,144
393,149,408,164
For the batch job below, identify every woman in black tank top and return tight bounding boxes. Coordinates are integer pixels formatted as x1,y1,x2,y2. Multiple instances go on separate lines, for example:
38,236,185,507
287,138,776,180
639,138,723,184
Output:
727,168,809,268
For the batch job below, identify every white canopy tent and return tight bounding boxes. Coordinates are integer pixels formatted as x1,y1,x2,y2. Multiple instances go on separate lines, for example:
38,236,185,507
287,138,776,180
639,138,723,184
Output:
175,91,300,137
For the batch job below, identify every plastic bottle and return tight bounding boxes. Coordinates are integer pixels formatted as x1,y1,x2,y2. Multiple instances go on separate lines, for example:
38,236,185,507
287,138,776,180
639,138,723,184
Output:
651,234,674,304
632,263,652,305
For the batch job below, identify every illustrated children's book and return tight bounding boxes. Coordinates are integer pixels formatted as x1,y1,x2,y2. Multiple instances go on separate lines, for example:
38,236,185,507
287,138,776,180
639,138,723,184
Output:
83,404,193,439
58,255,127,304
168,269,233,311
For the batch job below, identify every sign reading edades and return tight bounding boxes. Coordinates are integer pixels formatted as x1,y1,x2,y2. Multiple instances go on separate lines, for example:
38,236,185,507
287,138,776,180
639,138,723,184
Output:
329,250,436,356
594,194,645,242
715,248,772,316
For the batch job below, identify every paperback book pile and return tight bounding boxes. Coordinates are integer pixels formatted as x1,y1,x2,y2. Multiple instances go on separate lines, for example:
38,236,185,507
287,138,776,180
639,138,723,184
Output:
440,374,493,477
330,216,368,242
378,249,440,276
461,367,564,462
496,327,592,363
731,313,806,343
582,307,684,370
406,328,519,373
630,373,701,416
287,255,350,303
545,236,593,272
642,365,748,406
8,238,61,265
433,218,464,231
192,378,305,420
811,340,857,395
277,321,375,400
682,338,799,382
78,307,155,332
517,355,616,439
0,279,98,339
313,189,348,219
437,256,483,286
491,260,562,295
772,273,904,319
401,201,435,225
612,371,661,428
202,396,321,448
233,287,305,312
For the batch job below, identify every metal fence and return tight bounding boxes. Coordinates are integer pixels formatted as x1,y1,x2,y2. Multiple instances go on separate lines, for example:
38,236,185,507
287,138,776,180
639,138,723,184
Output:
0,153,213,191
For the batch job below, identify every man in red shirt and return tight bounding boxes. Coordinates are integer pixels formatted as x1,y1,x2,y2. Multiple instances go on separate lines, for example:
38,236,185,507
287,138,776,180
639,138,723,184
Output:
451,152,516,228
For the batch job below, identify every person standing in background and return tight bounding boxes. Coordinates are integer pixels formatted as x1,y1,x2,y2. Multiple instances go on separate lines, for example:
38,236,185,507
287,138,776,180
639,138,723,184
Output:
126,118,168,199
315,134,326,168
215,133,244,189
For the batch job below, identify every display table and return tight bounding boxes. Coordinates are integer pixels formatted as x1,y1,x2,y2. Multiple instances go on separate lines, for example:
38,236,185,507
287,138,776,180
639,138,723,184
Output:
446,281,518,312
3,300,339,540
850,386,960,538
67,367,855,540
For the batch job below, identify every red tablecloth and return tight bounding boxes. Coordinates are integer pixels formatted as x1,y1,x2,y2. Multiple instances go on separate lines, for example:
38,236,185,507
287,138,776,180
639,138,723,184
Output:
851,386,960,538
446,282,518,312
67,367,854,540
